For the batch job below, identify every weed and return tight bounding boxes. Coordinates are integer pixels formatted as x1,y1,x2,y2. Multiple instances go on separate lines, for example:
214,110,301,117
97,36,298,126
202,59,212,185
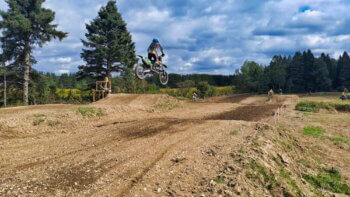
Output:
298,159,311,168
33,119,45,126
77,107,103,117
238,149,245,154
302,168,350,195
250,160,277,190
230,130,238,136
327,136,349,143
279,167,303,196
214,176,224,184
302,126,325,138
47,120,61,127
33,114,46,118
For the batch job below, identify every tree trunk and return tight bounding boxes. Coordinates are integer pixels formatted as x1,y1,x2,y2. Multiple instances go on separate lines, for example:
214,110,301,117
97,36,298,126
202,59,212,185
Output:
4,71,6,108
23,52,30,105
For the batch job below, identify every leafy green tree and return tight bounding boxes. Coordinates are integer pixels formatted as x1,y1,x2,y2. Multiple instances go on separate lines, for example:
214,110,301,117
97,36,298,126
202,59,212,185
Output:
314,58,331,91
0,0,67,105
78,0,137,81
240,61,267,92
196,81,210,98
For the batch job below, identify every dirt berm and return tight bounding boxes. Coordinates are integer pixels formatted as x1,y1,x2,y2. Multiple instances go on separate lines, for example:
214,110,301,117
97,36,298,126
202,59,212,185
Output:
0,94,349,196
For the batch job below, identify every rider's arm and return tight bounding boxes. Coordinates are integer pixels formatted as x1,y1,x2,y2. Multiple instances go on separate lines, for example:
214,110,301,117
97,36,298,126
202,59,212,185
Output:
159,43,164,55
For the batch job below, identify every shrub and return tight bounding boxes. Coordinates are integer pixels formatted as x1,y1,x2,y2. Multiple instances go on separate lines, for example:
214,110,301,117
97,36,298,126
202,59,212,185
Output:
296,101,331,112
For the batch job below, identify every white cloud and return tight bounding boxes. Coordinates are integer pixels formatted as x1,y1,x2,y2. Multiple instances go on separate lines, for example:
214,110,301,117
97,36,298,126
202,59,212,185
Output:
57,70,70,74
50,57,72,63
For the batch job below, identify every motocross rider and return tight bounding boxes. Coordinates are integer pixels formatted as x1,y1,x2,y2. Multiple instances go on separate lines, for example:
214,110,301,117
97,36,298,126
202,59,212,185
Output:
148,38,165,68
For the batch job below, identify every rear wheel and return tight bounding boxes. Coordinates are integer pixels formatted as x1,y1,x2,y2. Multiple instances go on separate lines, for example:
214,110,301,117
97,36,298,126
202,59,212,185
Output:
135,64,146,80
159,71,169,85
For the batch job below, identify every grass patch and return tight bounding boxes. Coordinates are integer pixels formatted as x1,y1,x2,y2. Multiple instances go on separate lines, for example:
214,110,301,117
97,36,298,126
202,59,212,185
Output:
214,176,224,184
327,136,349,143
280,167,303,197
249,160,277,190
47,120,61,127
302,126,325,138
33,119,45,126
77,107,103,117
230,130,238,136
302,168,350,195
296,100,350,113
238,149,245,154
33,114,46,118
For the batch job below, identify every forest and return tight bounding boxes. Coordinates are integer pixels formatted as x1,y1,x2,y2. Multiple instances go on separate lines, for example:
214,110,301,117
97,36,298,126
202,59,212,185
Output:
1,0,350,107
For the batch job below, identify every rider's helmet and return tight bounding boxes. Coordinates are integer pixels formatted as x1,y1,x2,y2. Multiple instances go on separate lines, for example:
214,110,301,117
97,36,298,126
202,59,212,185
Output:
153,38,159,43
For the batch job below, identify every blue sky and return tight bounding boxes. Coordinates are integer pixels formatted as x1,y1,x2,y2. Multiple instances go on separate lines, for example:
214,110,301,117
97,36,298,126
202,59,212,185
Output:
1,0,350,75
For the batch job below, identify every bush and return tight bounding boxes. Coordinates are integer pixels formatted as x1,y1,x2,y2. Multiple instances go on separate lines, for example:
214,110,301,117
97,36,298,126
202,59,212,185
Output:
296,101,332,112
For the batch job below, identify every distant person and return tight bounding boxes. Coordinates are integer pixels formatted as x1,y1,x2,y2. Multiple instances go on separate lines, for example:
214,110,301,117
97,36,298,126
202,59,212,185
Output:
193,92,198,102
268,89,274,99
340,92,347,100
279,88,283,95
344,88,349,94
148,38,165,68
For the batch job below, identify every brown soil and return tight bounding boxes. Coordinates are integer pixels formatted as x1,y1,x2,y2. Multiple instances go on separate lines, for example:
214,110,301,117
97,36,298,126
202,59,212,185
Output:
0,94,349,196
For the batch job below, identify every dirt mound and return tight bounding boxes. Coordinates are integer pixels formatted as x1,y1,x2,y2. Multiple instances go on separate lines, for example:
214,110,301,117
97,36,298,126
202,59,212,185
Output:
203,94,251,103
207,105,280,121
93,94,179,108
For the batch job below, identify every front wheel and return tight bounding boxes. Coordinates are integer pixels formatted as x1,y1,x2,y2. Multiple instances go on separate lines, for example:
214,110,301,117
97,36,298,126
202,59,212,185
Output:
159,71,169,85
135,64,146,80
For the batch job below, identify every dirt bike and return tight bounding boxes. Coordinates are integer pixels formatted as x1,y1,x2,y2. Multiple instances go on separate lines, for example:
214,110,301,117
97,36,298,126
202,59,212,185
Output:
135,55,169,85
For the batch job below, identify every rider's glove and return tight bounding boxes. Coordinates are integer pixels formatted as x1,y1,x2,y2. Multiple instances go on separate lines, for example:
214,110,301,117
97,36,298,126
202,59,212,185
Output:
162,54,165,57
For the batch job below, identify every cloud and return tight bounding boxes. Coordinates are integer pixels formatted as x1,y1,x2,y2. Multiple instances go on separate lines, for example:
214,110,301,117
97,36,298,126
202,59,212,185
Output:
0,0,349,75
57,70,70,75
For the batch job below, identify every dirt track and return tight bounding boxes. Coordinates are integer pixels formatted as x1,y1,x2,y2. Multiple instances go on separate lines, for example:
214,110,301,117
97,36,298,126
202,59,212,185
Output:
1,94,349,196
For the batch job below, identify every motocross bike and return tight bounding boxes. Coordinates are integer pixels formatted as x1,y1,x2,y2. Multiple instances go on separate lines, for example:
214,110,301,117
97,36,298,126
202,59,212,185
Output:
135,55,169,85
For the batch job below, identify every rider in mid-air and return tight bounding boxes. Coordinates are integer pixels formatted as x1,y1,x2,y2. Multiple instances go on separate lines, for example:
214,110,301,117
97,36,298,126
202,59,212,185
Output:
148,38,165,68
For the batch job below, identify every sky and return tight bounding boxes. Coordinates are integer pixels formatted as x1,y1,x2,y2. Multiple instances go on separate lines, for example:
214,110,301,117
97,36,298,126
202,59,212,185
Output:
0,0,350,75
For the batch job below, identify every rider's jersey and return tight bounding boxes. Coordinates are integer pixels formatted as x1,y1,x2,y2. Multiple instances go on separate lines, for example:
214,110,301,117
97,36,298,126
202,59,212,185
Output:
148,42,164,55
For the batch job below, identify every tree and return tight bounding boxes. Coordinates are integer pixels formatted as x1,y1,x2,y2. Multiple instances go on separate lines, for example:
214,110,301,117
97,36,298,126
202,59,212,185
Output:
336,52,350,90
0,54,7,107
314,58,331,91
78,0,137,81
286,52,304,93
266,55,288,90
320,53,337,89
240,61,267,92
303,50,315,91
0,0,67,105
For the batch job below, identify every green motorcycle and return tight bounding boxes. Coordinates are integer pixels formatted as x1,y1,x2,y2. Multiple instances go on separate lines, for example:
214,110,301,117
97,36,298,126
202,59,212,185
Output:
135,55,169,85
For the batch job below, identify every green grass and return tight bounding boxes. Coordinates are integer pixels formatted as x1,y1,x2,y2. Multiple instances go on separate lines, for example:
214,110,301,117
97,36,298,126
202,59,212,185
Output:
249,160,277,190
302,168,350,195
77,107,103,117
296,100,350,113
279,167,303,197
33,114,46,118
238,149,245,154
327,136,349,143
302,126,325,138
33,119,45,126
214,176,224,184
230,130,238,136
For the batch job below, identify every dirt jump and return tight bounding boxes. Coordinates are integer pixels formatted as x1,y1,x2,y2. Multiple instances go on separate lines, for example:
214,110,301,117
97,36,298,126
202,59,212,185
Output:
0,94,349,196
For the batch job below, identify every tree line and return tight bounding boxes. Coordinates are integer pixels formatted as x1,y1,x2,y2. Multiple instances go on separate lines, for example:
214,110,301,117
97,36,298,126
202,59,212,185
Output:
234,50,350,93
1,0,350,108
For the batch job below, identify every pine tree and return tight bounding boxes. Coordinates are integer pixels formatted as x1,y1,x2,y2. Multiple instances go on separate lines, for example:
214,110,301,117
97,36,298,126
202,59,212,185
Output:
314,58,331,91
320,53,337,89
78,0,137,81
0,0,67,105
286,52,305,93
303,50,315,91
336,52,350,90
